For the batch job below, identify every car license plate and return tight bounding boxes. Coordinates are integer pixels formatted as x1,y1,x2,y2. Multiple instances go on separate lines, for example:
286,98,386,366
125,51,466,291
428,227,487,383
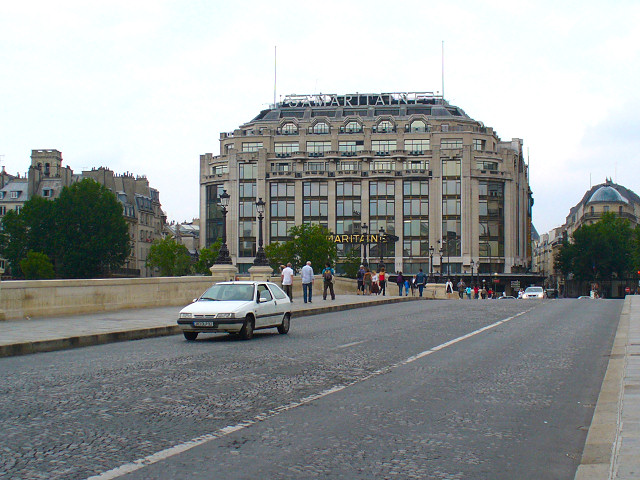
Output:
194,321,217,327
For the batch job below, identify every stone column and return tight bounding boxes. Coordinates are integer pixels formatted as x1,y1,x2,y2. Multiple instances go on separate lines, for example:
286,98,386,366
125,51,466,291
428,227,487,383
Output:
210,264,238,283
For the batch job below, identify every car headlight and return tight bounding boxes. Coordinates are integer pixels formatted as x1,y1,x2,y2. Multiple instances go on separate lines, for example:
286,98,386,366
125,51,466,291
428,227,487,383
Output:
180,312,193,319
216,313,236,318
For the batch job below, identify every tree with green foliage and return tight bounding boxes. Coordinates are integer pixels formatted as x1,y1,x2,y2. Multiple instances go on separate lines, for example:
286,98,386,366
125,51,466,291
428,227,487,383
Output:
341,247,361,279
54,179,131,278
265,223,337,273
147,236,192,276
555,212,633,281
20,251,55,280
0,179,130,278
194,240,221,274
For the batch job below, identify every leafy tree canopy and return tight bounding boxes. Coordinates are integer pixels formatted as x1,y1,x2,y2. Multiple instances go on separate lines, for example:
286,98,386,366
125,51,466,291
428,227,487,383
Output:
341,247,361,279
194,240,221,275
20,251,55,280
147,236,192,276
555,212,633,281
265,223,337,273
0,179,130,278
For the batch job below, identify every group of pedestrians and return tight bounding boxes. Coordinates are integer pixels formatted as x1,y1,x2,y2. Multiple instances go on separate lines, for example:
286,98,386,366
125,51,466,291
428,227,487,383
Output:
355,265,388,296
281,261,336,303
455,279,499,299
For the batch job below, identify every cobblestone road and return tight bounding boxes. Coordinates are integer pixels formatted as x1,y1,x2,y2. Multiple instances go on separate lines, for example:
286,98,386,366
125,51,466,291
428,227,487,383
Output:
0,299,621,479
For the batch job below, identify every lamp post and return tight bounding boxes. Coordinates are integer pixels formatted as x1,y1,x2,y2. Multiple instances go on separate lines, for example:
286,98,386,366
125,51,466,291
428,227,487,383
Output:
446,236,451,277
438,244,444,283
253,197,269,266
470,260,475,286
378,226,385,270
429,245,435,281
362,222,369,267
215,189,232,264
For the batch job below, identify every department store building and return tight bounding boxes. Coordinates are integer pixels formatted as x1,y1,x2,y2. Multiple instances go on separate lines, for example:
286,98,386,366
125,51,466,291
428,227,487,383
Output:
199,92,533,276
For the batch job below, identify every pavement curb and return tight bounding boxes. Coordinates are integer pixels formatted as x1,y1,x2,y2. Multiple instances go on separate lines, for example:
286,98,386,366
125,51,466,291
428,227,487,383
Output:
574,296,630,480
0,296,420,358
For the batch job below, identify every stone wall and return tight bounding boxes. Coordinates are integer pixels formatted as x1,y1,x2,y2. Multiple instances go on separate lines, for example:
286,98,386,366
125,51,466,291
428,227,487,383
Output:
0,276,362,320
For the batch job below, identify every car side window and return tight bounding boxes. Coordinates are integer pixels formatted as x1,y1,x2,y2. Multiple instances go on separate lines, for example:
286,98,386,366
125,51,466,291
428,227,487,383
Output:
269,284,288,300
258,284,273,302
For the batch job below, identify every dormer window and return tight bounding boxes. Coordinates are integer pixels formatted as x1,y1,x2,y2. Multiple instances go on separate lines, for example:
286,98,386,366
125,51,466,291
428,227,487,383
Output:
409,119,427,133
376,120,394,133
10,191,20,199
343,121,362,133
281,122,298,135
312,122,329,134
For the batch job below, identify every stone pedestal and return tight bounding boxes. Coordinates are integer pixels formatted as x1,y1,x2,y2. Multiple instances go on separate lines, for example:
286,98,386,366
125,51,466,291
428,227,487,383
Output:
248,265,273,282
209,264,238,284
424,283,449,299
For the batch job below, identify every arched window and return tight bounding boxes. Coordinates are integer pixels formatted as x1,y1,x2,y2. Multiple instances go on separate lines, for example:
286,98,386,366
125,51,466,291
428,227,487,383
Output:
410,120,427,133
281,122,298,135
313,122,329,134
343,121,362,133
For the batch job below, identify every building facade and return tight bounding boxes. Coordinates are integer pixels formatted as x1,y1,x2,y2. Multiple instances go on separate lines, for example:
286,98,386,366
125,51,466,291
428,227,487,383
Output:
200,92,533,275
0,149,166,277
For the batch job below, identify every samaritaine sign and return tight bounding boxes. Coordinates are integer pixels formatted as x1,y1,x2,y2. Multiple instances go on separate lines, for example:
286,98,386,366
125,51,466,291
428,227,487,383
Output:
281,92,441,108
328,234,399,244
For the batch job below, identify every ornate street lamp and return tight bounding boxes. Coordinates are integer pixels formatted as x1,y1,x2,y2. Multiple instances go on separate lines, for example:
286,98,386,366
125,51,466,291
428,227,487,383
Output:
378,226,385,270
253,197,269,266
429,245,435,281
438,244,444,282
362,222,369,267
470,259,475,286
215,189,232,264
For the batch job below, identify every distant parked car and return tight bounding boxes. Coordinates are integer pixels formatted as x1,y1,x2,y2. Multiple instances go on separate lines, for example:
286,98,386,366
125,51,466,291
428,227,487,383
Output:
545,288,558,299
523,286,545,299
177,281,292,341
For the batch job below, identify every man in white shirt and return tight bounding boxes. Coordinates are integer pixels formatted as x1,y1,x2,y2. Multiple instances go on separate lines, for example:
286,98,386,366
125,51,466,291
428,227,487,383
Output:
281,262,294,300
300,261,314,303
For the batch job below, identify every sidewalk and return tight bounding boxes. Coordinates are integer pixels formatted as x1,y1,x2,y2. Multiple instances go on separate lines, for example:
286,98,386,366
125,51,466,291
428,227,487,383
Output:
575,295,640,480
0,293,417,358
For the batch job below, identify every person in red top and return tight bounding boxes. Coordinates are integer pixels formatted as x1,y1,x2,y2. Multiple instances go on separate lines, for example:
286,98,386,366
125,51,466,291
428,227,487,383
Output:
378,267,386,296
473,285,479,299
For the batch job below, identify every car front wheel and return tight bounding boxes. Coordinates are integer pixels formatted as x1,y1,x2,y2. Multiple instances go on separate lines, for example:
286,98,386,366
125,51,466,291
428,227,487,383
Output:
277,313,290,335
239,316,254,340
183,331,198,341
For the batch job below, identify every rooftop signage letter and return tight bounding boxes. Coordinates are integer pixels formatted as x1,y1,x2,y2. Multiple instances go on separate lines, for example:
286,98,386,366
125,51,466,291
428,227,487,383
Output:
281,92,440,109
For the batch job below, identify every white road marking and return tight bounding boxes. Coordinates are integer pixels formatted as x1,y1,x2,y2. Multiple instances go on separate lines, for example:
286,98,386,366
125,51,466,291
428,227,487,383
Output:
335,340,367,349
86,307,534,480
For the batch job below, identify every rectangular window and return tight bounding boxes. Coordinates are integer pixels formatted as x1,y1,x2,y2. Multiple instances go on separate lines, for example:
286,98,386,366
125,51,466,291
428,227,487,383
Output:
242,142,263,152
270,182,295,197
473,139,486,151
239,182,257,198
338,161,361,171
403,198,428,216
270,162,292,173
211,164,229,175
371,161,396,171
339,141,364,152
10,191,19,199
405,139,430,152
239,221,255,237
441,139,463,149
304,161,328,172
403,180,428,196
0,206,6,215
336,199,362,217
404,159,429,171
42,189,52,198
271,200,295,217
336,181,361,197
239,163,257,179
372,140,397,153
303,200,328,217
442,179,461,195
303,181,328,197
442,159,461,177
306,141,331,153
275,142,299,154
476,160,498,171
442,198,461,215
270,220,294,238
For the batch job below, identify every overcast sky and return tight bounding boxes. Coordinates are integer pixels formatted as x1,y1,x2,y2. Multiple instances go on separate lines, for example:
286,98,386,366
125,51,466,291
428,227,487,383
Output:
1,0,638,234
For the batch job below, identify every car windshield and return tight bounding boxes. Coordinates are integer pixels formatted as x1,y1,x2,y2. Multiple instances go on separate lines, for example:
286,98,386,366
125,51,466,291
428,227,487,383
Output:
200,284,255,302
525,287,543,293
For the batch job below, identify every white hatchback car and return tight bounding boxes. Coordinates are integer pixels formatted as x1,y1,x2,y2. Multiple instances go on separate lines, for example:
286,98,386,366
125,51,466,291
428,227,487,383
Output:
177,281,292,341
523,286,545,299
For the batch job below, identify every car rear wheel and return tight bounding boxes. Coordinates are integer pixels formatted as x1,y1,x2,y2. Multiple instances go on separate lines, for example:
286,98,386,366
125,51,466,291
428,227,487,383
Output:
277,313,290,334
183,331,198,341
239,316,254,340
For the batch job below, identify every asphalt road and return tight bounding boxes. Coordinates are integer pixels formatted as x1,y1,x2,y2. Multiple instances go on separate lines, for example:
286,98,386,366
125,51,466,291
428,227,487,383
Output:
0,298,621,480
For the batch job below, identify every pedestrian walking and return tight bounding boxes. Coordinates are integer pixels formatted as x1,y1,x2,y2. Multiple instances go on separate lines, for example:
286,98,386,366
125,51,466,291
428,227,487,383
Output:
363,267,372,295
414,268,427,297
300,260,314,303
465,285,472,299
457,279,466,299
396,271,405,296
378,267,386,296
445,278,454,295
356,265,365,295
322,262,336,300
281,262,294,300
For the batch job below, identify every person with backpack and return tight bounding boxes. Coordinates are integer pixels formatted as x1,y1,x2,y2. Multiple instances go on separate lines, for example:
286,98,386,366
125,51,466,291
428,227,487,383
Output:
414,268,427,297
322,262,336,300
396,271,405,296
